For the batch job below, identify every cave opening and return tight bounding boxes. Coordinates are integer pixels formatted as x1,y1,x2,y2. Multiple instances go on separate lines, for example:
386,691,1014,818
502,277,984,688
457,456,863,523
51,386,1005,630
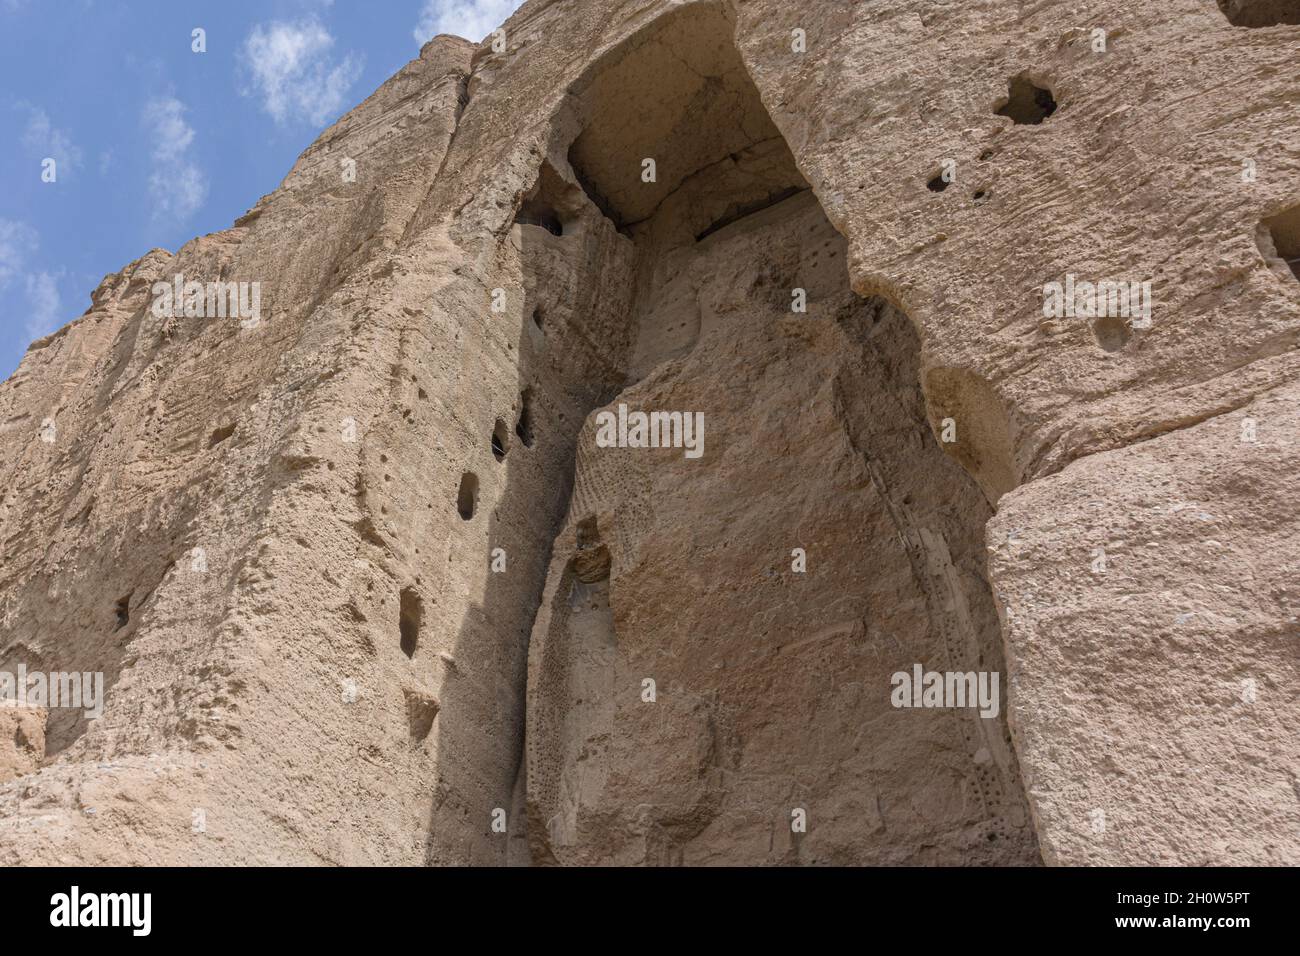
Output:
1261,205,1300,282
492,418,509,461
995,74,1057,125
1216,0,1300,27
514,199,564,237
1093,314,1133,352
208,423,235,448
514,389,535,448
456,472,478,521
113,593,132,631
399,587,422,658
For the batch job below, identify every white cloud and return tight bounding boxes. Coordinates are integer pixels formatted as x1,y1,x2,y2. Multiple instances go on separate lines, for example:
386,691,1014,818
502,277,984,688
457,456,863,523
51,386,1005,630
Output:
239,18,363,126
141,97,209,223
413,0,522,45
24,270,62,340
0,221,67,342
0,219,38,290
18,105,83,177
143,97,195,159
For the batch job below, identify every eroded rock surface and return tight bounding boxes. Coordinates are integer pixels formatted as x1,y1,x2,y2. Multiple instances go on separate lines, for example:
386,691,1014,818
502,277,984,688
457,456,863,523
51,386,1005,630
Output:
989,381,1300,865
526,192,1036,864
0,0,1297,865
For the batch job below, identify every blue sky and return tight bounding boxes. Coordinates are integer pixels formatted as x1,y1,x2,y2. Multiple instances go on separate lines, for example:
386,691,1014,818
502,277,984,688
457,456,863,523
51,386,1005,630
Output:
0,0,523,381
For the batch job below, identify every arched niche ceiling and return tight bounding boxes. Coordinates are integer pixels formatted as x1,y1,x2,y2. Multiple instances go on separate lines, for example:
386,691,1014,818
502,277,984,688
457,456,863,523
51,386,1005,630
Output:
565,2,806,229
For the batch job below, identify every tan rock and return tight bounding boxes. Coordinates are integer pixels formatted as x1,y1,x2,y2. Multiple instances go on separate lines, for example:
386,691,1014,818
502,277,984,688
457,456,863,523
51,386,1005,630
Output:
0,0,1296,866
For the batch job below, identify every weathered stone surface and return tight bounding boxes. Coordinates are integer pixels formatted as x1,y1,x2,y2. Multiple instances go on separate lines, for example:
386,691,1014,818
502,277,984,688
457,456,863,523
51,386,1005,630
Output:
526,193,1035,865
988,381,1300,865
0,0,1297,866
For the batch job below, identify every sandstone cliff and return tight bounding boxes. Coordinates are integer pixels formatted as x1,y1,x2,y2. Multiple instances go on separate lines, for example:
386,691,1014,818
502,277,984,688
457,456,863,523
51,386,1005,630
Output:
1,0,1297,865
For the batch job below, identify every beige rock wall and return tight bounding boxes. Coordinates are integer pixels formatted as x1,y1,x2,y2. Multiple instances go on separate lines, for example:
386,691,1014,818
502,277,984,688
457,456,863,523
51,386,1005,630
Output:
0,0,1296,865
526,191,1037,864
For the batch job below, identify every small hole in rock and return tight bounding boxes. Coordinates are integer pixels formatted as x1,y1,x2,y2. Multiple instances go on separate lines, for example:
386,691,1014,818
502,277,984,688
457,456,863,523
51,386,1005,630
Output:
515,390,535,448
492,418,509,461
114,593,132,631
927,173,949,193
457,472,479,520
405,689,439,742
996,74,1057,125
399,587,422,658
208,424,235,448
1093,315,1132,352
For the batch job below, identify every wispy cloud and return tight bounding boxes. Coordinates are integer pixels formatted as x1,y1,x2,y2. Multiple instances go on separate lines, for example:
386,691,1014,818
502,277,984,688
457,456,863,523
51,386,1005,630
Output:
0,219,37,290
24,270,63,340
413,0,521,44
238,17,363,126
141,97,209,223
17,104,83,178
0,220,65,342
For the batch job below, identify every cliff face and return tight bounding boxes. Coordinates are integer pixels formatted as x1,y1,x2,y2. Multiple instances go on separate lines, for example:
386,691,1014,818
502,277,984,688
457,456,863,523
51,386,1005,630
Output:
0,0,1297,865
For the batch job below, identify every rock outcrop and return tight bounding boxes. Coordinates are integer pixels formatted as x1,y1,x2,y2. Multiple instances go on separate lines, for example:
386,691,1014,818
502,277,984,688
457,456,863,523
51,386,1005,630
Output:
1,0,1297,865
